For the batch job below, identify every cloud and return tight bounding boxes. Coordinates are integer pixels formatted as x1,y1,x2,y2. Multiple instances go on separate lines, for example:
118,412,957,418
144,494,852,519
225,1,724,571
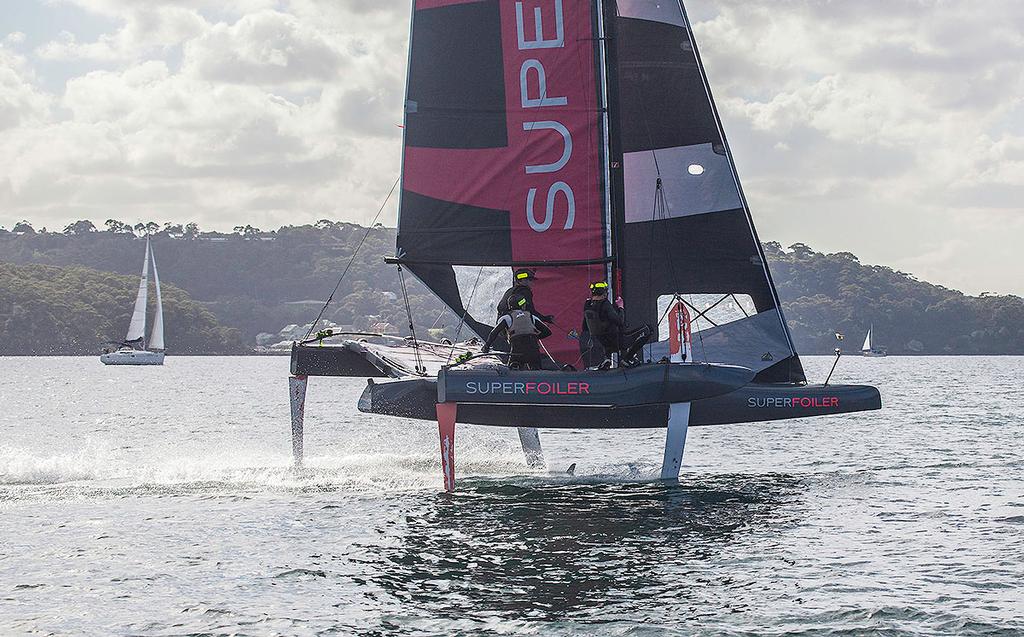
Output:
0,42,52,131
689,0,1024,294
182,10,346,86
35,6,207,62
0,0,1021,295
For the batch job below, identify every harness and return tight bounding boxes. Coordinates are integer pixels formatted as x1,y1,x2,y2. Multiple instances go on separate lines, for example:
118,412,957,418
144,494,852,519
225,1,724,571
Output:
584,300,610,336
507,310,539,338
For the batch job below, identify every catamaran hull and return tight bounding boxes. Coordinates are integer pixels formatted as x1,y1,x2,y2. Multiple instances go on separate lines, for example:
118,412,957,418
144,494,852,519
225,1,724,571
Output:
357,376,880,429
100,351,165,366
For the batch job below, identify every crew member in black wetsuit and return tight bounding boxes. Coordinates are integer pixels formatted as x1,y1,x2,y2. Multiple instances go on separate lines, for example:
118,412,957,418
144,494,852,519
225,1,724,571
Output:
580,281,651,368
482,294,552,370
496,269,554,324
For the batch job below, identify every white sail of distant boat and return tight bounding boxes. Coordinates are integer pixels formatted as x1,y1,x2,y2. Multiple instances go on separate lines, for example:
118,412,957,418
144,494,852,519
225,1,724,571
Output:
100,238,166,366
862,327,872,352
149,246,164,352
125,240,150,345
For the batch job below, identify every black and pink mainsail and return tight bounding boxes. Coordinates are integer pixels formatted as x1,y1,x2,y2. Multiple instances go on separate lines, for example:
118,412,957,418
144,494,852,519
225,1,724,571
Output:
395,0,805,383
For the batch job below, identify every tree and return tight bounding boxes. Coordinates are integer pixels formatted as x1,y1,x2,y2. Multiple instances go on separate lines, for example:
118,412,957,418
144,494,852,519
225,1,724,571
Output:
12,221,34,234
163,223,185,238
105,219,132,234
145,221,160,236
183,222,200,239
63,220,97,235
133,223,147,236
788,243,814,258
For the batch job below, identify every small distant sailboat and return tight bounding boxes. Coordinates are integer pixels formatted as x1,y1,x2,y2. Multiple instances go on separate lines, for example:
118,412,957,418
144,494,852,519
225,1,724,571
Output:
861,325,887,357
100,238,165,366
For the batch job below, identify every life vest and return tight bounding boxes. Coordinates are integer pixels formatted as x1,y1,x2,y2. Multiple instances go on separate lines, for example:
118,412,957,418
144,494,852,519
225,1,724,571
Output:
507,310,539,338
584,300,610,336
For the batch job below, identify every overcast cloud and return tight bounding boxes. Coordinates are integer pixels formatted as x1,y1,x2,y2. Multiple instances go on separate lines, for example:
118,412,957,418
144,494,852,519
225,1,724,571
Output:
0,0,1021,295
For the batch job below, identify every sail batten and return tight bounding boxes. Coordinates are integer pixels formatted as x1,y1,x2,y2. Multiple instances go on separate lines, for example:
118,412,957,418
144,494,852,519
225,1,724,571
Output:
125,239,150,345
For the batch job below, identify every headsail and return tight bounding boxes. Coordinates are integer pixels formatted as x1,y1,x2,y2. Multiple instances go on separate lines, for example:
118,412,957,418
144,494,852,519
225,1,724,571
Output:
149,242,165,352
125,239,151,346
862,327,872,352
396,0,610,360
608,0,805,383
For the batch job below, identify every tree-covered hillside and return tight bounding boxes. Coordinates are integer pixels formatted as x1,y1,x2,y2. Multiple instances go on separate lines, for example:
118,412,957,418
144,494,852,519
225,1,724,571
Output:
0,220,1021,355
0,262,244,355
767,242,1024,355
0,221,443,346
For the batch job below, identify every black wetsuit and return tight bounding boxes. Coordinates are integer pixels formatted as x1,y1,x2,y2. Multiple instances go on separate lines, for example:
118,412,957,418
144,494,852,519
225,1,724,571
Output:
496,285,553,323
483,310,552,370
581,298,624,359
581,297,651,365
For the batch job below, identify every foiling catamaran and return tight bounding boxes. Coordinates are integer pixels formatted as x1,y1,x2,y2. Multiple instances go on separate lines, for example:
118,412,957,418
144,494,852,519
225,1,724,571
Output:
100,238,166,366
288,0,880,490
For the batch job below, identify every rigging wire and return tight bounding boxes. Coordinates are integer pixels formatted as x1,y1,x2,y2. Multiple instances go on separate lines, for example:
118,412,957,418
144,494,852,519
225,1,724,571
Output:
397,265,426,375
445,266,485,366
304,175,401,340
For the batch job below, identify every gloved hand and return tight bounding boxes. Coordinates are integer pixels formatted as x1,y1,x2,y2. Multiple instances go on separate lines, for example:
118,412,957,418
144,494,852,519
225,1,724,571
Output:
481,345,490,354
615,296,624,309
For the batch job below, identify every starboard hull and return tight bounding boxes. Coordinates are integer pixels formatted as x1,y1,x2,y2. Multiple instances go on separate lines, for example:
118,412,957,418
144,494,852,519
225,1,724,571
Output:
357,375,880,429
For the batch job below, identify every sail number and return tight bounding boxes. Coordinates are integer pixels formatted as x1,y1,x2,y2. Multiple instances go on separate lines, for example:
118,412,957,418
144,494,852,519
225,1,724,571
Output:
517,0,575,233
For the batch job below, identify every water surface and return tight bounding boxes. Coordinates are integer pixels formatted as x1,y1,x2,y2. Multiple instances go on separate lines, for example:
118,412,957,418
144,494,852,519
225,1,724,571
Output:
1,356,1021,635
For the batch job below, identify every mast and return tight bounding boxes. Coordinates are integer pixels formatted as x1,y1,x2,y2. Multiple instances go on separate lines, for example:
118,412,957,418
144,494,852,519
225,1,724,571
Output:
149,242,165,352
601,0,626,302
125,239,150,347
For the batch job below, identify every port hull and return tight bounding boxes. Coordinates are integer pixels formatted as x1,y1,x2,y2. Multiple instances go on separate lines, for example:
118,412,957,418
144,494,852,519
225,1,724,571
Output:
290,342,881,429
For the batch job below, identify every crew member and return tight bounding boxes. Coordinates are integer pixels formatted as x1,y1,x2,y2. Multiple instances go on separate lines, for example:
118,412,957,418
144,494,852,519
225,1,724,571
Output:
496,268,554,323
482,294,552,370
581,281,651,368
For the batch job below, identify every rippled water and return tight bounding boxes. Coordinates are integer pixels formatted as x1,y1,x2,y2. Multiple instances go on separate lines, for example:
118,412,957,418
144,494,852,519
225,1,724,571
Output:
1,356,1021,636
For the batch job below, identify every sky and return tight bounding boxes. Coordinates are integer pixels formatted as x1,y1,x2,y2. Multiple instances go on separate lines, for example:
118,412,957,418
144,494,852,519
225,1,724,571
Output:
0,0,1022,296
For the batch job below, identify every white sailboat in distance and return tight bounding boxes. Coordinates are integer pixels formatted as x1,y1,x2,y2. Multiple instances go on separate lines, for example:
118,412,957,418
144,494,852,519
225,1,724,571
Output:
861,325,887,357
100,238,166,366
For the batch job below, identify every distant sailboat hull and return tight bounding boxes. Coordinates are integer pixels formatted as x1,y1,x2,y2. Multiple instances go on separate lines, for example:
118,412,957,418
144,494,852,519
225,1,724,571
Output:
100,350,165,366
